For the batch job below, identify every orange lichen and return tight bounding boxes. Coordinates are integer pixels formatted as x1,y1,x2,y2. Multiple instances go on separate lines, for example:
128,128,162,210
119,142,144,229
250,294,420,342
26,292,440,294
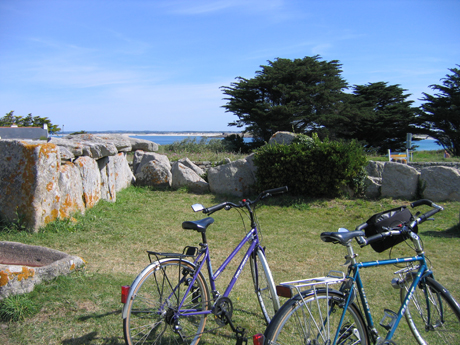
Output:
17,266,35,281
0,267,35,286
44,208,59,225
47,182,54,191
0,270,9,287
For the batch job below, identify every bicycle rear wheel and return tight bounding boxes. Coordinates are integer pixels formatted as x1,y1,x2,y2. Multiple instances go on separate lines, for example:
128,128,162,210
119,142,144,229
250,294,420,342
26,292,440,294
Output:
264,289,369,345
123,258,210,345
250,248,280,323
401,276,460,344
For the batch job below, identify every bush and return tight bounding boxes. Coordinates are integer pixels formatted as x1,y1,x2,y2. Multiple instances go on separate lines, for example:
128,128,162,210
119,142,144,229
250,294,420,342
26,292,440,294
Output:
164,137,227,153
253,134,367,197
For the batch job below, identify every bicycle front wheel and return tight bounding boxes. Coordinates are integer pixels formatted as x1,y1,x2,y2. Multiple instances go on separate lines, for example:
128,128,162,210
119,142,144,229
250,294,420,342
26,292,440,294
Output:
401,276,460,344
250,248,280,323
264,289,369,345
123,258,210,345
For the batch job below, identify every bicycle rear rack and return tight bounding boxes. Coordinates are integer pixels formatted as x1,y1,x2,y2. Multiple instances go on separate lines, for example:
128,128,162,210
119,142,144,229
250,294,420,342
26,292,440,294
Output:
147,246,199,263
276,270,347,298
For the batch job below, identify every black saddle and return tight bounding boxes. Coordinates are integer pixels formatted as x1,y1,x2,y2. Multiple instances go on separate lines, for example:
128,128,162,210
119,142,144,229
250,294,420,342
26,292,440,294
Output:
182,217,214,233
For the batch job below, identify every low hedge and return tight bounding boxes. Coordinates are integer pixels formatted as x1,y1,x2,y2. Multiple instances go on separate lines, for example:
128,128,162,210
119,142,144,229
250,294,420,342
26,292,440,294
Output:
253,134,367,197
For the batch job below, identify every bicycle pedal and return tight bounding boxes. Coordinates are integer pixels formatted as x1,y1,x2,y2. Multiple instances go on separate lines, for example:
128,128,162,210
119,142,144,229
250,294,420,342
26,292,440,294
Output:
379,309,398,331
235,326,248,345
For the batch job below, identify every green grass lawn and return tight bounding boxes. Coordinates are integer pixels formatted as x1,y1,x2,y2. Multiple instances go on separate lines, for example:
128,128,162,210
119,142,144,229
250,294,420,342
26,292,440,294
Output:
1,187,459,344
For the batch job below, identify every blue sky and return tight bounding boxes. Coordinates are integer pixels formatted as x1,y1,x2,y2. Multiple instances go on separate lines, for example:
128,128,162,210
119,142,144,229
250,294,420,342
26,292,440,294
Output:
1,0,459,132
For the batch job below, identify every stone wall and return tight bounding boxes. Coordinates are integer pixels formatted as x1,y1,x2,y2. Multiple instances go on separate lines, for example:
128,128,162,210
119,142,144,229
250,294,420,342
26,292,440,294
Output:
2,133,459,232
365,161,460,201
0,135,157,232
408,162,460,171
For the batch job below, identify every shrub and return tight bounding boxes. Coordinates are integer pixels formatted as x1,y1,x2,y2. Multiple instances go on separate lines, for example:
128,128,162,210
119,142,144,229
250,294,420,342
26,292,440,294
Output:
253,134,367,197
164,137,226,153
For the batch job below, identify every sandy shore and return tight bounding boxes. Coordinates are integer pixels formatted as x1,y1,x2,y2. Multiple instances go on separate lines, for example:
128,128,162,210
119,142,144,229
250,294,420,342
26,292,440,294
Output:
126,132,225,137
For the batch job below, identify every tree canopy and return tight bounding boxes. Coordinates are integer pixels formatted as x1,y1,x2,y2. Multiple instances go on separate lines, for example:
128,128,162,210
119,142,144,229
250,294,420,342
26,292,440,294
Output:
221,55,457,155
221,55,348,143
416,66,460,156
336,82,418,153
0,111,61,134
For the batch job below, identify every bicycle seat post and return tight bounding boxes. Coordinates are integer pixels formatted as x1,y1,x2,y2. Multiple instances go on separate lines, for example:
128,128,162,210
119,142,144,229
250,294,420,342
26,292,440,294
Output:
345,241,359,266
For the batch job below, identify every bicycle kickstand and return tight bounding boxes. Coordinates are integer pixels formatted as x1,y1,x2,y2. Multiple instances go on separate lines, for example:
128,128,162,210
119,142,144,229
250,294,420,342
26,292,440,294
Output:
224,313,248,345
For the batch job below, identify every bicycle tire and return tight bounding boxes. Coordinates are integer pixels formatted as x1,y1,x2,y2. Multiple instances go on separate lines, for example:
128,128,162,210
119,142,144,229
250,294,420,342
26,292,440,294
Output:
123,258,210,345
264,289,369,345
250,248,280,323
401,276,460,344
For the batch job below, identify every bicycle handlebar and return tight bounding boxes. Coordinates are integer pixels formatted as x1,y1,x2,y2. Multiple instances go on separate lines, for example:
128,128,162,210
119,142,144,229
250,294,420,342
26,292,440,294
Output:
261,186,289,196
364,230,401,246
357,199,443,248
201,186,288,215
410,199,443,225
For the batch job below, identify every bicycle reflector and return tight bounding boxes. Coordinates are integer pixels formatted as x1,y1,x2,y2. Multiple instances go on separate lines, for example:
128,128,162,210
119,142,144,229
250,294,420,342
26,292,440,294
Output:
276,285,292,298
121,285,130,304
253,333,264,345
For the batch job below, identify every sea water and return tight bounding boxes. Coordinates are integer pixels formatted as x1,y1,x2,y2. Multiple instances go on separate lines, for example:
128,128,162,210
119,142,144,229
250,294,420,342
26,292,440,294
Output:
130,135,252,146
131,135,443,151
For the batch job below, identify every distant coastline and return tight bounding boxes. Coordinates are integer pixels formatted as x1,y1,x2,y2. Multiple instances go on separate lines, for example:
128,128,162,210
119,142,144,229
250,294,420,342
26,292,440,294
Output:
61,130,252,137
127,132,225,137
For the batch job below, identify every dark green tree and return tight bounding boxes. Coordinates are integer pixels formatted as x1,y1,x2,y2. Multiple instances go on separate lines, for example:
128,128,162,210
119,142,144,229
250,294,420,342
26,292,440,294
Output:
336,82,418,154
221,55,348,143
0,111,61,134
416,66,460,156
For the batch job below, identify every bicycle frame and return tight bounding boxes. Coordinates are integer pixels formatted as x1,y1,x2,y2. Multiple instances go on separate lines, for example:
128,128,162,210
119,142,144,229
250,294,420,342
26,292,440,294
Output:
173,225,263,318
336,253,431,344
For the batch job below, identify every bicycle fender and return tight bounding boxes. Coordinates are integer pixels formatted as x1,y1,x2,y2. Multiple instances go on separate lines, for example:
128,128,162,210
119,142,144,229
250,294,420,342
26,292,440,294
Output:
121,257,196,319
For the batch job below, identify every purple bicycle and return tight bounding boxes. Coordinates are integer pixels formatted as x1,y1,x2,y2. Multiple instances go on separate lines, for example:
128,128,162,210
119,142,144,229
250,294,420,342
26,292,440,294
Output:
122,186,288,345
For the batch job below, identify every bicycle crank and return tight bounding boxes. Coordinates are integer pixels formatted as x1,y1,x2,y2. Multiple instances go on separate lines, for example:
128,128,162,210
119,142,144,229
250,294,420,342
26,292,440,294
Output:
213,296,233,326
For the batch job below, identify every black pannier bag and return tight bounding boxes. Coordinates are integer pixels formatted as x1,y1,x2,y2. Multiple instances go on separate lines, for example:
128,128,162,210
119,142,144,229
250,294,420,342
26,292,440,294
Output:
365,206,417,253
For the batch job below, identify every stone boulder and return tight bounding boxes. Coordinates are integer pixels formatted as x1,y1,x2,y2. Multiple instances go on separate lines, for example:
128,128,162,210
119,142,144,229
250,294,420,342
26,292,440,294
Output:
49,136,118,160
65,133,132,152
364,176,382,199
0,140,62,231
58,146,75,162
381,162,420,199
133,151,171,175
74,156,102,208
420,166,460,201
207,154,257,197
58,162,86,218
268,131,297,145
127,136,158,152
177,157,205,176
113,153,136,192
171,162,209,193
98,156,117,202
135,160,172,187
366,161,385,178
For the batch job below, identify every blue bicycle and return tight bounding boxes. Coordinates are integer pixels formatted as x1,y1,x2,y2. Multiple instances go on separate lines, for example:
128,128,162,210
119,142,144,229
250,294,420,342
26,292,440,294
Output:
122,187,287,345
263,199,460,344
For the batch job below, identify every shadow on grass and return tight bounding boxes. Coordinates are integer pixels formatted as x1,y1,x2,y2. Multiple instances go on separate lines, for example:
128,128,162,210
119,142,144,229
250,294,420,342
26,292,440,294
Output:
77,309,121,322
423,224,460,238
61,331,124,345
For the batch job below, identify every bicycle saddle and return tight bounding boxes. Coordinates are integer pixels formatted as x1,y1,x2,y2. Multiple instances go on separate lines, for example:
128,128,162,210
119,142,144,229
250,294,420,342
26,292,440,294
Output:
320,231,365,245
182,217,214,233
